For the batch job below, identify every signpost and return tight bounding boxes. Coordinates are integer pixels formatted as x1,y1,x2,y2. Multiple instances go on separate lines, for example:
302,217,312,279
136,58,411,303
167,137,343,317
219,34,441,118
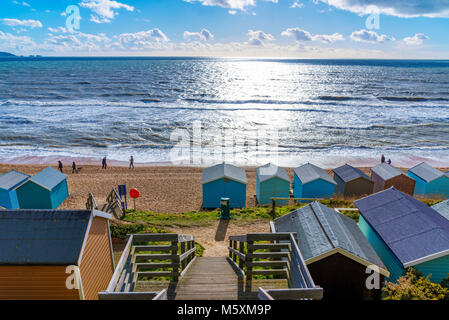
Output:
130,188,140,211
118,184,127,210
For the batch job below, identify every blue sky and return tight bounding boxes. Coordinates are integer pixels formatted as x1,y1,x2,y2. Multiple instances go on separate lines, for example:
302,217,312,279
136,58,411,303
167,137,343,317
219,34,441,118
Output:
0,0,448,57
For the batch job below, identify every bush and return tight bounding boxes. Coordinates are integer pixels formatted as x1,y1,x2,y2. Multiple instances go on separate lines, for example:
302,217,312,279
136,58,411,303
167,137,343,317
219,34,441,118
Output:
383,268,449,300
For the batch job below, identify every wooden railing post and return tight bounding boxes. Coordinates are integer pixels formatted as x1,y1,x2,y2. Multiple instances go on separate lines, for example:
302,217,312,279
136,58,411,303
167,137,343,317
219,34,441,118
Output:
272,199,276,218
246,241,254,280
180,241,186,271
172,239,179,282
229,240,234,261
238,241,245,269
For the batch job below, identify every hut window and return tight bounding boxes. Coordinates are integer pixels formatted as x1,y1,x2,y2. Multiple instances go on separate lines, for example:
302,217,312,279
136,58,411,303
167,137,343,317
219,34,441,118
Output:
224,178,230,183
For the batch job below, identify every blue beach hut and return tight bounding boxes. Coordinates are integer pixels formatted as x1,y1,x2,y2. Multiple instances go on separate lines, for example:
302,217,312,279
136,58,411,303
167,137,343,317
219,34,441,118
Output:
202,163,247,209
293,163,336,199
355,188,449,283
256,163,290,206
0,170,30,209
16,167,69,209
407,162,449,198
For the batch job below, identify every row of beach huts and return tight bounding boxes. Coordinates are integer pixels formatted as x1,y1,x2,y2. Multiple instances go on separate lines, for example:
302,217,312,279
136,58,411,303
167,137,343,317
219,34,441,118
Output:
0,162,449,300
201,162,449,208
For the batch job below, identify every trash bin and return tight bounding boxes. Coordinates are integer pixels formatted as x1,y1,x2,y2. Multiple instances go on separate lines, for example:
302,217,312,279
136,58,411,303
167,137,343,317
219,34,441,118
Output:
220,197,231,220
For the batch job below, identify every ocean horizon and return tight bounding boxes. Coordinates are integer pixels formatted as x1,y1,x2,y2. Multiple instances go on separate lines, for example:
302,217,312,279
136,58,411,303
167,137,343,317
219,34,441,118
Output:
1,57,448,168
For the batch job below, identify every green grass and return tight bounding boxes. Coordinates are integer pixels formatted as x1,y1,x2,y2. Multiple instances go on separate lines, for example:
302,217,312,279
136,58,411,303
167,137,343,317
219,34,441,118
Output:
118,197,442,228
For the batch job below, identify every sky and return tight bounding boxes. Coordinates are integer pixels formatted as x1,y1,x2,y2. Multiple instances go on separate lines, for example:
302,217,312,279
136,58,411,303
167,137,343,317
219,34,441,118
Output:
0,0,448,58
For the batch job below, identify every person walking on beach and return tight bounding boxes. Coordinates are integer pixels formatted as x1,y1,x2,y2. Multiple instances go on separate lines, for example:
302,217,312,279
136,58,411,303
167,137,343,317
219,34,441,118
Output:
102,156,107,169
129,156,134,169
58,160,63,173
72,161,77,173
381,154,386,163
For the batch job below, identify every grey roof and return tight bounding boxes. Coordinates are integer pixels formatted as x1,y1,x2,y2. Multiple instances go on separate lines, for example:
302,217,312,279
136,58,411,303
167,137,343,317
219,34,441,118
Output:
408,162,444,183
333,164,372,183
0,170,30,191
433,200,449,222
0,210,91,265
294,163,336,185
274,202,385,269
257,163,290,183
355,188,449,267
202,163,247,185
371,163,404,181
30,167,67,190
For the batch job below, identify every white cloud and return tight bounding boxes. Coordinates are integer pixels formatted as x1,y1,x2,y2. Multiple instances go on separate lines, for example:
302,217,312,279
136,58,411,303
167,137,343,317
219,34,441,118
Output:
114,29,170,49
48,27,67,33
184,29,214,41
22,1,31,7
0,18,42,28
79,0,134,23
44,32,110,52
290,1,304,8
403,33,429,45
183,0,256,11
282,27,343,43
0,30,37,53
350,29,394,43
318,0,449,18
247,29,274,46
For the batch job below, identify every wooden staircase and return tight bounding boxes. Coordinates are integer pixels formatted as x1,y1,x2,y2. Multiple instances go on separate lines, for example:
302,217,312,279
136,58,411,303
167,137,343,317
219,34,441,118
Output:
86,189,124,219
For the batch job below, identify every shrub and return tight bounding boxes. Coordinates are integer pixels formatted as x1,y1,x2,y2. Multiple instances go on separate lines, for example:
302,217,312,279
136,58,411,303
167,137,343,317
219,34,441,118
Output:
383,268,449,300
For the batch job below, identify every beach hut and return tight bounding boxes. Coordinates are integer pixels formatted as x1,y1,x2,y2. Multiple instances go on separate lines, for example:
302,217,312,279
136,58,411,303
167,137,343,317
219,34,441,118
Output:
355,188,449,283
432,199,449,221
256,163,290,206
371,163,415,196
16,167,69,209
0,170,30,209
274,202,389,300
293,163,336,200
202,163,247,208
407,162,449,198
332,164,374,198
0,209,114,300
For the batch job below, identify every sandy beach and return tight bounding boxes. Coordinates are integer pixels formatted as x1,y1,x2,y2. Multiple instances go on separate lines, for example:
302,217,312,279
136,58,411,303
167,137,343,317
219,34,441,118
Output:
1,163,447,213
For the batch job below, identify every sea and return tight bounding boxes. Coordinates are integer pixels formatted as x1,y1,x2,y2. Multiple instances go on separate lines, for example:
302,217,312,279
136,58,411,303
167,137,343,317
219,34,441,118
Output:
0,57,448,167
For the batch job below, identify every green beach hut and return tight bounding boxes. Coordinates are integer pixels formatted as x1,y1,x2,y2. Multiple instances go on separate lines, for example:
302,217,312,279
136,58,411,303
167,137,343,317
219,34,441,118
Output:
16,167,69,209
355,188,449,283
256,163,290,206
407,162,449,198
0,170,30,209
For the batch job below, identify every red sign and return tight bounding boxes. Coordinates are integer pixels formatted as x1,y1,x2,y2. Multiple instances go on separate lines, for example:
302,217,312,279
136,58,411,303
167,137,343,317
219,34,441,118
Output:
130,188,140,199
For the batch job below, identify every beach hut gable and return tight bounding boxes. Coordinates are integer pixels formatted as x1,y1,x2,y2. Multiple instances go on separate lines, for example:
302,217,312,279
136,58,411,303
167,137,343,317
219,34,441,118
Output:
274,202,388,275
371,163,416,196
333,164,374,198
0,209,114,300
432,200,449,222
355,188,449,282
371,163,403,181
29,167,67,191
274,201,388,299
256,163,290,205
16,167,69,209
293,164,336,199
408,162,444,183
407,162,449,197
202,163,247,209
0,170,30,191
0,170,30,209
294,163,336,185
201,163,247,185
